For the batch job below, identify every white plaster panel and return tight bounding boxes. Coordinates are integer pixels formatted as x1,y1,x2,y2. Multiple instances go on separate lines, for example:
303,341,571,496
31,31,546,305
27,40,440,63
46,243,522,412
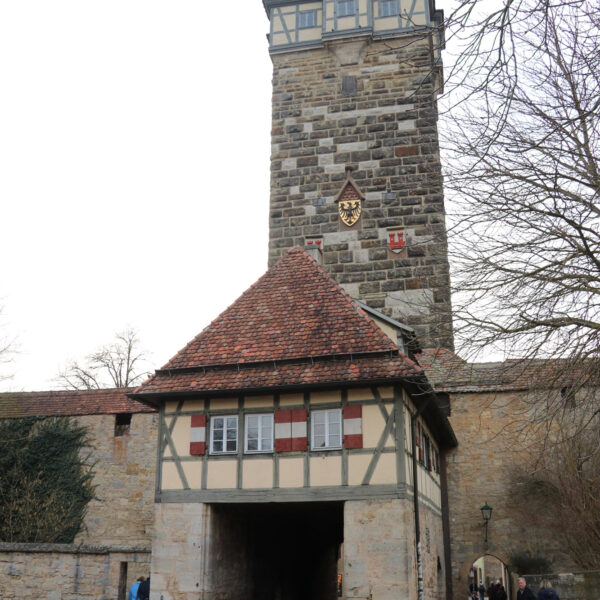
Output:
242,459,273,489
279,457,304,488
279,393,304,406
370,452,397,485
182,461,202,489
209,398,238,410
206,459,237,489
310,455,342,486
161,462,183,490
310,390,341,404
347,388,375,402
245,395,274,408
171,415,191,457
348,453,371,486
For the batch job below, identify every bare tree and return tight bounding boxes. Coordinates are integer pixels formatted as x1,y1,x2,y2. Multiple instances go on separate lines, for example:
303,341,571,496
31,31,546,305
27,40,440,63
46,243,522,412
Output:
0,305,15,383
57,328,151,389
513,420,600,570
442,1,599,367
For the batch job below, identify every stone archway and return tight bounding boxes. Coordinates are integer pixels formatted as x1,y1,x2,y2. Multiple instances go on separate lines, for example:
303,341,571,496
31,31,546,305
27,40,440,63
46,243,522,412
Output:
460,553,513,600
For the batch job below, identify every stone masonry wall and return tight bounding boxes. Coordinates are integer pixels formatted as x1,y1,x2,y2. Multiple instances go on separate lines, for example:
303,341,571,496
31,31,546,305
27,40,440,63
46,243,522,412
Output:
0,544,151,600
343,498,445,600
0,412,157,600
269,35,453,349
74,412,158,547
445,391,576,600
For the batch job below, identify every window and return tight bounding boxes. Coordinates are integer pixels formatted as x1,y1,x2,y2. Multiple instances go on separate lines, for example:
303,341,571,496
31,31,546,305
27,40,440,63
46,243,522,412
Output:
114,413,131,437
379,0,398,17
210,415,238,454
245,414,274,452
423,433,431,470
298,10,317,28
337,0,355,17
311,409,342,449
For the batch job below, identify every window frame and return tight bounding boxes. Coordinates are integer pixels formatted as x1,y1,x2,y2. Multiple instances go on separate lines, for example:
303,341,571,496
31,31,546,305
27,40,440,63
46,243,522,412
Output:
311,408,343,450
298,9,317,29
244,413,274,453
336,0,356,18
209,415,239,454
379,0,399,18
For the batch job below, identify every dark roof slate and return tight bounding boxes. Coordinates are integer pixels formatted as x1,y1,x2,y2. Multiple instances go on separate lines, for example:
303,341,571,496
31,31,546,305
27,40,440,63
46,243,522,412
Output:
0,388,156,420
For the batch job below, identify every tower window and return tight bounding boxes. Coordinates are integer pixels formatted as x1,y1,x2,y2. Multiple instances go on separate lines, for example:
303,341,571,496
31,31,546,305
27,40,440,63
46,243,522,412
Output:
114,413,132,437
379,0,399,18
298,10,317,29
337,0,356,17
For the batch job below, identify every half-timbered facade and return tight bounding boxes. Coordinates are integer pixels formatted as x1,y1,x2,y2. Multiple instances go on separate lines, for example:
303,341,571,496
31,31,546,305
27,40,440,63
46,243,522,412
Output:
133,248,455,600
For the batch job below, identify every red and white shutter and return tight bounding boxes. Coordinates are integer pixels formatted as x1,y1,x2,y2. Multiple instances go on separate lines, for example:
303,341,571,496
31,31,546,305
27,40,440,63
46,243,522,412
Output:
190,414,206,455
275,409,292,452
275,409,307,452
343,405,363,449
291,408,308,451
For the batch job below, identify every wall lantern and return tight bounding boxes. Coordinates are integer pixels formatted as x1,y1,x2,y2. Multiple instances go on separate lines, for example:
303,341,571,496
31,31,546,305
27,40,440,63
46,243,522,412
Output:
481,502,493,542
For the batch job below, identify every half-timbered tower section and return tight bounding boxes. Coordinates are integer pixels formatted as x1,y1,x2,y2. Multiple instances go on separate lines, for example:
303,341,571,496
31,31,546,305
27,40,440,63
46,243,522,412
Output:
133,248,455,600
265,0,453,350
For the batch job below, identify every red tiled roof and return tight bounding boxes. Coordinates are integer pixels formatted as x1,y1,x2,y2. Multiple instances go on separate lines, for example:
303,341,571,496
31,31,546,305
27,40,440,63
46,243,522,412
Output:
133,356,420,396
418,348,598,393
134,247,420,396
160,247,398,368
0,388,156,420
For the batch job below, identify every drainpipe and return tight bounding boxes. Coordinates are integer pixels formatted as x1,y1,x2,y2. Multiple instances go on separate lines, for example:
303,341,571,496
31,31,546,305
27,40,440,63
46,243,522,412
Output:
411,396,432,600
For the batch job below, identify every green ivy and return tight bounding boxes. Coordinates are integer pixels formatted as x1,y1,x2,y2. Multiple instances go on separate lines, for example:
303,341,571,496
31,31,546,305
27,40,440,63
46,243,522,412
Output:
0,417,95,543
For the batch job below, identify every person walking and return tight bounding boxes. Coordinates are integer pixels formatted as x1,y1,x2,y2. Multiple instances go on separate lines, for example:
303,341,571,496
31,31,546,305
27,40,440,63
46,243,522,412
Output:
128,576,145,600
496,584,507,600
537,579,559,600
517,577,537,600
137,576,150,600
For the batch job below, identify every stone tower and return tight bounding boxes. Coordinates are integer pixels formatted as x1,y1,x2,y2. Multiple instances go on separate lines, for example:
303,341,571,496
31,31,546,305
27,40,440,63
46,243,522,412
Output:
264,0,453,350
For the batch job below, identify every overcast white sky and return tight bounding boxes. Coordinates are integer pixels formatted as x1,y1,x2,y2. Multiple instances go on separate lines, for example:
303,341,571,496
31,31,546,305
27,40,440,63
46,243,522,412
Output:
0,0,455,391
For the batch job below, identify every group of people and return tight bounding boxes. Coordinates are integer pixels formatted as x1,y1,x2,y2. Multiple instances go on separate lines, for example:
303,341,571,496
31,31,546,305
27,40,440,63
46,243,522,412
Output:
470,580,507,600
470,576,559,600
518,577,560,600
128,576,150,600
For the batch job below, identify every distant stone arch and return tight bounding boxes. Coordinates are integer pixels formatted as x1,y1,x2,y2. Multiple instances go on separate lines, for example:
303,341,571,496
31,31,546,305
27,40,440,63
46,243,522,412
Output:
459,552,515,600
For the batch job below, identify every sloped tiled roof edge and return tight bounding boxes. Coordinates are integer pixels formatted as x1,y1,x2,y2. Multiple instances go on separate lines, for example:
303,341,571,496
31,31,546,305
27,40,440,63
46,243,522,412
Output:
418,348,600,393
142,247,401,375
0,388,156,420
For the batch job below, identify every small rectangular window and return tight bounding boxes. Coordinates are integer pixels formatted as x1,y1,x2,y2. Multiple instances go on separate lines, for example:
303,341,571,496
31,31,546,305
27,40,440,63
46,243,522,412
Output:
337,0,356,17
210,415,238,454
379,0,398,18
423,434,431,471
311,409,342,450
245,414,274,453
114,413,131,437
298,10,317,28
